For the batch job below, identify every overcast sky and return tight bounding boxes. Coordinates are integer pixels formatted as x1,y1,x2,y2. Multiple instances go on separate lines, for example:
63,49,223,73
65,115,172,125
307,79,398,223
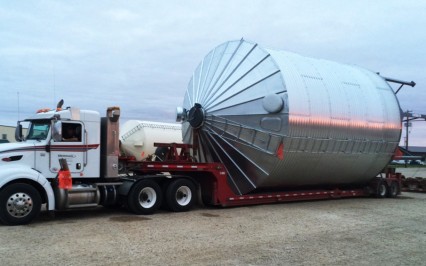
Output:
1,0,425,145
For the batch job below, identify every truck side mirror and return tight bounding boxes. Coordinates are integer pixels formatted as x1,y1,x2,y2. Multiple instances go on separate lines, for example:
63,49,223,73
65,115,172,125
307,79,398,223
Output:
52,121,62,142
15,123,23,142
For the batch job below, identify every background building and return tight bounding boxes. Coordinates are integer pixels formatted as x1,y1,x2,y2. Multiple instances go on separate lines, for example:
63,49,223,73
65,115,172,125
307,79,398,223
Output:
398,146,426,162
0,125,27,143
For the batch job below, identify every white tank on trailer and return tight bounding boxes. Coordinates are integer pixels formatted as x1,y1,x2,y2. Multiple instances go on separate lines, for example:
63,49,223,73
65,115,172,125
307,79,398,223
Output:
120,120,182,161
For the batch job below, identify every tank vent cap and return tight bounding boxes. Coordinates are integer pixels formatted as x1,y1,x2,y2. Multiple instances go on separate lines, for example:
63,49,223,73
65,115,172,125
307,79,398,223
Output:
262,94,284,113
188,103,205,129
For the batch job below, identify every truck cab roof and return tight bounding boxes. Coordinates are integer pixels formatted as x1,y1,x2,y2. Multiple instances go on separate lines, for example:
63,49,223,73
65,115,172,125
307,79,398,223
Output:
26,108,100,122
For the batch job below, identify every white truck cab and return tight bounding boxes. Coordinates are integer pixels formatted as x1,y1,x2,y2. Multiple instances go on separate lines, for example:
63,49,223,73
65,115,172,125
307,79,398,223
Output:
0,105,109,225
6,107,101,178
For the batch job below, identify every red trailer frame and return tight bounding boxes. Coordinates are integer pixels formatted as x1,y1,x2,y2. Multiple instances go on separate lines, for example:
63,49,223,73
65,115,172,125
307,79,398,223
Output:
122,143,402,207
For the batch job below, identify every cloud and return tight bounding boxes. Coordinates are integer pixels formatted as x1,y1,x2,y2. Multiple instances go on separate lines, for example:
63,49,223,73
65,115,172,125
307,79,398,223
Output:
0,45,84,57
103,8,139,22
0,0,425,146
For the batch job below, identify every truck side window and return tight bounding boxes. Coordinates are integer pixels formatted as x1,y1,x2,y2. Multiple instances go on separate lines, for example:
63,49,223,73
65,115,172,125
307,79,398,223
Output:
62,123,82,142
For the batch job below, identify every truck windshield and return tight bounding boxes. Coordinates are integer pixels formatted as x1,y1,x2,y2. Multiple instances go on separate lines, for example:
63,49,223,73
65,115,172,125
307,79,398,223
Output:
26,120,50,140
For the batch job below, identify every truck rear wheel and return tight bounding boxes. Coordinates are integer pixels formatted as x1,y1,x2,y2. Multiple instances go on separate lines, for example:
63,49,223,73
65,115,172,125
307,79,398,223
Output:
0,183,42,225
127,180,162,215
166,179,196,212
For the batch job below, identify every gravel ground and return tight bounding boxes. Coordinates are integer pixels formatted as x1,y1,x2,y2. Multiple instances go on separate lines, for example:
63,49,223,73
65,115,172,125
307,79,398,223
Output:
1,192,425,266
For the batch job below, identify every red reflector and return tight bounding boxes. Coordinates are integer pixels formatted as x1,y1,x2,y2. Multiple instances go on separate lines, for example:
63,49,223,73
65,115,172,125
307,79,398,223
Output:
276,142,284,160
2,157,11,162
58,170,72,190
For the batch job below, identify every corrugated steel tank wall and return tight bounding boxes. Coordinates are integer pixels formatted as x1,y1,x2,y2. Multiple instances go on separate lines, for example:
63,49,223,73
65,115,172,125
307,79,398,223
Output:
181,40,402,195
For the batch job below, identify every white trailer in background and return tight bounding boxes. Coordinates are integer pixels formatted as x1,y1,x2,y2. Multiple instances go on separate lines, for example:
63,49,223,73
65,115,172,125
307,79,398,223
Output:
120,120,182,161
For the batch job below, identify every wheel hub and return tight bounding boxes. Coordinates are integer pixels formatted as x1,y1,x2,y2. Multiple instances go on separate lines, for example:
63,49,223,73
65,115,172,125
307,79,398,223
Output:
176,186,192,206
138,187,156,208
7,192,33,218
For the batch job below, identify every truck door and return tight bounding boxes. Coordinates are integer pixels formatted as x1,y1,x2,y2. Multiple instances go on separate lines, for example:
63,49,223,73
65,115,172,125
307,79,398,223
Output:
50,122,85,174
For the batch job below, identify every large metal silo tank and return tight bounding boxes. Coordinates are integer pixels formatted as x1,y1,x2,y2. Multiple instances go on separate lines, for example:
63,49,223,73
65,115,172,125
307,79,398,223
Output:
180,39,402,195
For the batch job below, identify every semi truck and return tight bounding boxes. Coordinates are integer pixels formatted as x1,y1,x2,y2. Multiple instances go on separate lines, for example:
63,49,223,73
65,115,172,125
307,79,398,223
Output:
390,147,426,192
0,39,414,225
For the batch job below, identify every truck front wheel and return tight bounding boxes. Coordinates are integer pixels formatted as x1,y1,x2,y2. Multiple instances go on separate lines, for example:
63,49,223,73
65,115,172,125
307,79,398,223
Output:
166,179,196,212
0,183,42,225
127,180,162,215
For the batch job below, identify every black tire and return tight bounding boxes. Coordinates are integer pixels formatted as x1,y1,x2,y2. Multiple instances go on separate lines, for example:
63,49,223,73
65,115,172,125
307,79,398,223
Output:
127,179,162,215
0,183,42,225
166,179,196,212
405,178,419,190
387,181,399,198
375,179,388,198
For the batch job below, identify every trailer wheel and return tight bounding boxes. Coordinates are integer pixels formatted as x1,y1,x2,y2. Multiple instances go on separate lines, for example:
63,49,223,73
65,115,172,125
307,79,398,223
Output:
387,181,399,198
0,183,42,225
375,180,388,198
406,178,419,190
420,179,426,190
127,180,162,215
166,179,196,212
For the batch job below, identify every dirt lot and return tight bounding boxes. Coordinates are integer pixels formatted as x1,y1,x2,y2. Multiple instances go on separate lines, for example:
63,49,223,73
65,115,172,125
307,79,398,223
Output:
1,192,425,265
